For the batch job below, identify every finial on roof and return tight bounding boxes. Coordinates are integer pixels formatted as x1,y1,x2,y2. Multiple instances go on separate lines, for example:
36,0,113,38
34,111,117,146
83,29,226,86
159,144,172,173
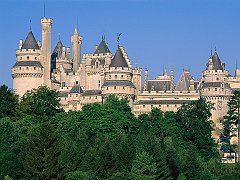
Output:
210,46,213,57
117,33,122,46
43,0,46,17
29,19,32,31
58,33,61,41
215,46,217,52
102,34,105,41
74,26,78,34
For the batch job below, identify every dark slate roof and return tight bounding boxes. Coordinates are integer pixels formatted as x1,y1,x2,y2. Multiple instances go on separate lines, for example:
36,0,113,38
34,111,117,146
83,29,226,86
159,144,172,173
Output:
53,40,63,54
82,90,102,96
58,91,68,97
212,52,223,70
13,61,43,68
70,85,83,93
91,58,105,66
146,80,171,91
109,47,128,68
175,71,192,91
202,82,230,88
94,40,111,54
102,80,135,87
22,31,40,50
137,100,193,105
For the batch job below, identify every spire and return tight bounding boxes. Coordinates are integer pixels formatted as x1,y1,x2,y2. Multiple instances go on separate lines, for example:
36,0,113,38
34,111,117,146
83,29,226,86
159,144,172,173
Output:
22,31,40,50
212,50,223,70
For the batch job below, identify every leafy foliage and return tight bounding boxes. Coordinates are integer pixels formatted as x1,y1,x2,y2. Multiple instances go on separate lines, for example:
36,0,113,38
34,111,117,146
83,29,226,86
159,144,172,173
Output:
19,86,62,117
0,85,18,119
1,86,236,179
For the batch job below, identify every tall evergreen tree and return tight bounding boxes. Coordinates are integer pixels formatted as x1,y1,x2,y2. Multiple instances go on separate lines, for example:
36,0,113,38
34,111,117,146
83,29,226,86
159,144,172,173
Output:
23,123,63,179
176,98,217,159
221,90,240,159
131,151,157,180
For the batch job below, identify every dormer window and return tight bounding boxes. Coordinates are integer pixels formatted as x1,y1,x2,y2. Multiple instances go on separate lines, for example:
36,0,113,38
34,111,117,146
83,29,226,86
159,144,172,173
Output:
20,57,22,60
35,57,37,60
96,61,99,68
26,67,29,70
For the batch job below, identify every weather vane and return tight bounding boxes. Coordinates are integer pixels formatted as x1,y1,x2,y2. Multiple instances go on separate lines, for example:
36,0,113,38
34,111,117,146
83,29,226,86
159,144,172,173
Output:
117,33,122,46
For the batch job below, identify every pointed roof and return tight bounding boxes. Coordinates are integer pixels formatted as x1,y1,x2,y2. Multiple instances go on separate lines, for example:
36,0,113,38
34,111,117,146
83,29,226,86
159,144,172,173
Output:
53,40,63,53
22,31,40,50
212,51,223,70
109,47,128,68
94,38,111,54
175,71,192,91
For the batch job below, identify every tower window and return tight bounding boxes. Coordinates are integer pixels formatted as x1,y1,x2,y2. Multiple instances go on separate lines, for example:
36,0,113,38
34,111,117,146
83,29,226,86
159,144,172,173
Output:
98,80,101,88
34,67,36,70
115,75,117,79
96,62,99,68
35,57,37,60
114,86,116,89
20,57,22,60
109,75,111,79
76,81,78,85
19,67,21,70
121,75,124,78
26,67,29,70
215,88,217,91
27,56,29,60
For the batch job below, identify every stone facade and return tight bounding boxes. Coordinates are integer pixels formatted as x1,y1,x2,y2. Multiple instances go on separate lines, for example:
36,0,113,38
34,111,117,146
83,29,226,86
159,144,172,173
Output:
12,16,240,139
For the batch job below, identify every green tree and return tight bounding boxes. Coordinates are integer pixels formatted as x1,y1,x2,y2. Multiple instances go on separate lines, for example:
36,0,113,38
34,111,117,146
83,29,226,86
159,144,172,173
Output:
23,122,63,179
131,151,157,180
176,98,217,159
0,117,21,179
65,171,91,180
221,90,240,156
20,86,62,117
0,85,18,118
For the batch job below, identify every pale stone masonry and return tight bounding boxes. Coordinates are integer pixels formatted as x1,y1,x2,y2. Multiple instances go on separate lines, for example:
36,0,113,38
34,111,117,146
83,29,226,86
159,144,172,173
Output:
12,16,240,139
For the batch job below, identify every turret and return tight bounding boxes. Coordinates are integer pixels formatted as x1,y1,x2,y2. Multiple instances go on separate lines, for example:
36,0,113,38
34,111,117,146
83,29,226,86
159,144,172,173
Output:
102,45,135,107
71,27,82,72
12,30,43,96
41,17,53,87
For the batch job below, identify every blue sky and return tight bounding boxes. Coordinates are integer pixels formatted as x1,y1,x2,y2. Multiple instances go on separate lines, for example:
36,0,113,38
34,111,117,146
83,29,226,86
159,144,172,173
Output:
1,0,240,87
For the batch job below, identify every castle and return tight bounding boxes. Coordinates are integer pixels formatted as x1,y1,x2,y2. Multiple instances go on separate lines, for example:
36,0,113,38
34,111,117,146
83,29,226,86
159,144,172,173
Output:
12,16,240,139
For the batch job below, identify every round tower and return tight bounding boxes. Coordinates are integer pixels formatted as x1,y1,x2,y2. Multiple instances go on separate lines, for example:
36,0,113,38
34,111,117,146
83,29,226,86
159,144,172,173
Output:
200,50,232,137
101,46,135,107
12,31,43,96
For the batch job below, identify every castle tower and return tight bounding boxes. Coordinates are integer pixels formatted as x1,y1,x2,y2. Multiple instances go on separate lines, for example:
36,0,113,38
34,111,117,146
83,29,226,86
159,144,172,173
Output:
41,17,53,87
133,66,142,94
200,50,232,138
102,46,135,107
12,31,43,96
71,27,82,72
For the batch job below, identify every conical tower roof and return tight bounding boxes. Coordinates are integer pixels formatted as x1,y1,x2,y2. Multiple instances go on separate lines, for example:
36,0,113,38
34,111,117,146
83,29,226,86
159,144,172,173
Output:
212,51,223,70
94,38,110,54
53,40,63,53
110,47,128,68
22,31,39,50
